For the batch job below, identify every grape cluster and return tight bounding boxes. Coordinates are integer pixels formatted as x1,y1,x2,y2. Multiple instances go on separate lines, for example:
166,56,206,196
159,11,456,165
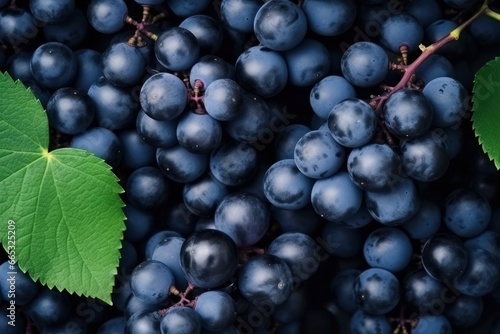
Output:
1,0,500,333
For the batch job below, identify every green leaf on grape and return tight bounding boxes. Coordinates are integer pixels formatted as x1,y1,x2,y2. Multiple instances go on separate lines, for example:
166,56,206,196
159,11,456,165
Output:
472,57,500,169
0,72,125,304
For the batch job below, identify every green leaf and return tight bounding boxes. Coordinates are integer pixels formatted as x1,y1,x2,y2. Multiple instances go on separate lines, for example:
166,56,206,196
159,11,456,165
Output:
0,72,125,304
472,57,500,169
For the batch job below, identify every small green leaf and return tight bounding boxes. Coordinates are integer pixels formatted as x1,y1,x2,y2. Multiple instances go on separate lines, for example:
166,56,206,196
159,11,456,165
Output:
472,57,500,169
0,72,125,304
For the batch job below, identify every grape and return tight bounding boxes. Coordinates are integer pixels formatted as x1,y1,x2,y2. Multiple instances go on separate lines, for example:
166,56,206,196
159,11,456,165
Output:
400,130,450,182
330,269,361,314
283,39,330,87
425,19,465,56
441,126,464,159
209,141,257,186
0,7,38,47
421,233,468,282
347,143,402,191
270,205,323,236
253,0,308,51
155,27,200,72
97,316,127,334
43,8,88,47
465,230,500,261
365,177,420,225
87,0,128,34
150,236,188,290
363,227,413,273
214,192,269,247
349,309,391,334
74,49,103,91
165,0,212,18
117,129,156,170
126,166,170,209
119,240,138,275
444,294,483,328
311,171,362,221
130,260,174,304
415,55,455,86
267,232,320,282
380,13,424,53
353,268,400,315
179,15,223,55
321,223,363,258
156,145,208,183
176,111,222,153
454,247,500,297
88,76,138,130
189,55,234,89
383,88,433,139
194,291,236,331
443,0,479,8
136,110,178,148
332,202,373,229
30,42,77,90
327,98,377,148
160,203,198,237
220,0,261,33
180,229,238,289
422,76,469,127
6,51,34,82
469,15,500,46
124,294,161,320
29,0,74,24
273,287,309,323
443,189,491,238
160,306,202,334
403,269,447,312
404,0,442,28
46,88,95,135
70,127,122,167
125,310,161,334
0,262,39,305
309,75,356,120
341,42,388,87
183,173,228,216
235,45,288,98
402,200,441,239
274,124,310,161
263,159,315,210
412,315,452,334
203,79,242,121
238,254,293,306
26,288,71,327
144,230,182,260
294,130,345,179
140,72,187,121
102,42,146,87
301,0,356,36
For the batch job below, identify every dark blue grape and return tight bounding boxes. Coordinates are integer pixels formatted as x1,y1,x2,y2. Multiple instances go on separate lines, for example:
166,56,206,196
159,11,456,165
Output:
102,42,145,87
311,171,362,221
443,0,479,8
235,46,288,97
332,201,373,229
209,141,257,186
130,260,174,304
87,0,127,34
441,126,463,159
365,177,420,225
424,19,465,56
160,306,202,334
40,316,88,334
331,269,361,314
273,287,309,324
422,233,468,282
274,124,310,161
179,15,223,55
46,87,95,135
444,189,491,238
160,202,198,237
294,130,345,179
74,49,103,91
349,309,391,334
70,127,122,167
194,291,236,331
43,8,88,47
189,55,234,89
444,294,483,328
454,247,500,297
155,27,200,71
465,230,500,262
151,236,188,291
321,222,363,258
0,310,24,334
403,270,447,313
126,166,170,209
0,262,39,305
183,173,228,216
125,310,161,334
156,145,208,183
0,8,38,48
302,0,356,36
412,315,452,334
215,192,269,247
144,230,182,260
283,39,330,87
380,13,423,53
404,0,442,28
341,42,388,87
353,268,400,315
29,0,74,24
263,159,315,210
30,42,77,89
119,240,139,274
415,54,455,85
422,76,468,127
220,0,261,33
88,76,138,130
327,98,377,148
6,51,34,82
176,111,222,153
165,0,212,17
469,15,500,46
402,200,441,240
26,288,71,327
136,110,177,148
383,88,433,139
97,316,127,334
347,143,402,190
238,254,293,306
117,128,156,170
310,75,356,120
180,229,238,289
253,0,307,51
203,78,242,121
140,73,187,121
270,205,323,236
123,204,154,243
363,227,413,273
